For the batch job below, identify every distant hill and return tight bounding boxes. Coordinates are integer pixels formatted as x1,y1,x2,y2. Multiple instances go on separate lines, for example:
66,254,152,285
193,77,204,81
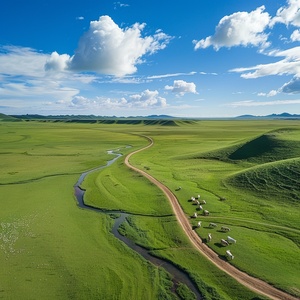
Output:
145,114,175,119
0,113,20,121
9,114,177,120
236,112,300,119
7,114,193,126
5,112,300,121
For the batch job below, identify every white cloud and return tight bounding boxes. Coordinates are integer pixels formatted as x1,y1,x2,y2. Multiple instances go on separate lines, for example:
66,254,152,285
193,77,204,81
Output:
0,46,82,109
71,74,98,84
128,89,167,108
281,76,300,93
257,90,278,97
193,6,270,50
199,71,218,75
231,46,300,78
114,2,129,9
0,46,98,84
66,96,129,110
0,79,79,105
0,45,47,77
271,0,300,27
109,76,148,84
65,89,167,110
0,44,172,113
266,90,278,97
291,29,300,41
147,71,196,79
46,15,172,77
231,45,300,96
165,80,197,96
228,99,300,107
70,96,95,108
45,51,71,72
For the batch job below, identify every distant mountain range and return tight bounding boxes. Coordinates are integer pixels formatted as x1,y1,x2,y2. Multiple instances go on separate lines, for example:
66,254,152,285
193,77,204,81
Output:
1,112,299,121
235,113,300,119
7,114,181,121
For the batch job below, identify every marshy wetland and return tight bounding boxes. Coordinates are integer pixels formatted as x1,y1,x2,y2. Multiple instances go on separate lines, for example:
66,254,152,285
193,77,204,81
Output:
0,119,299,299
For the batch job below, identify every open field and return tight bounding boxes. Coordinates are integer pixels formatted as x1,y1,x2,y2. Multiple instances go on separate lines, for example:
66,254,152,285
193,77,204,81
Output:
0,119,299,299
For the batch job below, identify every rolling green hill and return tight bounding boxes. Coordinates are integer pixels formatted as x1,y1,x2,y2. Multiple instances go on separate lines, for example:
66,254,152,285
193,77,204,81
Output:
226,158,300,203
0,113,19,121
196,128,300,164
194,128,300,203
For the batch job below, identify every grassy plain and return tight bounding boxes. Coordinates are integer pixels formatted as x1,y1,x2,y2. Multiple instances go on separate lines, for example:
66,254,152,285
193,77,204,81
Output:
0,122,176,299
1,119,299,299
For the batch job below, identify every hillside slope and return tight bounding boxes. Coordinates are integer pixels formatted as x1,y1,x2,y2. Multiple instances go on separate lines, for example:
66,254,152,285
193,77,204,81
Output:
196,128,300,164
226,158,300,203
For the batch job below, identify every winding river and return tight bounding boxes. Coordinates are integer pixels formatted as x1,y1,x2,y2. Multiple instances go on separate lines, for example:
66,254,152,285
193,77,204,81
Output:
74,150,202,299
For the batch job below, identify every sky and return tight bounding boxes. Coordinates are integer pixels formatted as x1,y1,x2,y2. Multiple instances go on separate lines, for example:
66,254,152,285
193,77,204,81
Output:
1,0,300,117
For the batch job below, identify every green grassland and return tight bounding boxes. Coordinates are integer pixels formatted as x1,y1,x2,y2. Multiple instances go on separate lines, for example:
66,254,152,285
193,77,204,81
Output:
0,119,299,299
82,158,173,216
0,122,176,299
114,120,300,297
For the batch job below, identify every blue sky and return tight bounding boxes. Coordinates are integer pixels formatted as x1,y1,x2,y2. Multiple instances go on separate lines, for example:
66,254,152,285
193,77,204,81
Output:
1,0,300,117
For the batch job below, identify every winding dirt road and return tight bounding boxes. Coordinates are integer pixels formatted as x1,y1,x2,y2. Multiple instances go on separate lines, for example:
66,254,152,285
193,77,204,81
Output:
125,136,298,300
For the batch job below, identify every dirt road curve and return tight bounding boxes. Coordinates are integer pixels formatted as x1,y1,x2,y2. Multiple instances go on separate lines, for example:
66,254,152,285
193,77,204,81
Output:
125,136,298,300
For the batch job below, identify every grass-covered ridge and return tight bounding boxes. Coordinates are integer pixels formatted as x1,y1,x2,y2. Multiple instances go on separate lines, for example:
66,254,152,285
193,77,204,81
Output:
0,113,20,121
214,128,300,203
226,158,300,203
195,128,300,164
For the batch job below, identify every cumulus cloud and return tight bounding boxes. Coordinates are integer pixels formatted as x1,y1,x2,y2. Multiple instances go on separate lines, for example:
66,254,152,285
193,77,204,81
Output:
0,44,171,113
0,45,84,111
67,89,167,110
70,96,95,108
128,89,167,107
68,95,129,110
165,80,197,96
45,51,71,72
46,15,172,77
193,6,270,50
271,0,300,27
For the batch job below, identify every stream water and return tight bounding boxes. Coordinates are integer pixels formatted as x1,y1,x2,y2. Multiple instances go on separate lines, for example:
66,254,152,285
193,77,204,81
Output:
74,150,202,299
